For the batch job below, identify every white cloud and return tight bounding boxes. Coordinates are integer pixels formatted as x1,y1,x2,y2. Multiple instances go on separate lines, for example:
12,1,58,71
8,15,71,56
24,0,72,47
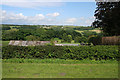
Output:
35,14,45,20
80,17,85,20
5,13,27,20
65,18,77,24
15,13,27,19
0,9,60,24
64,17,95,26
0,9,95,26
78,17,95,26
46,12,60,17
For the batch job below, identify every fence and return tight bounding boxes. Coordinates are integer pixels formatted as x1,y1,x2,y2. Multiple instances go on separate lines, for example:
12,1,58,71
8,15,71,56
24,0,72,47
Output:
102,36,120,45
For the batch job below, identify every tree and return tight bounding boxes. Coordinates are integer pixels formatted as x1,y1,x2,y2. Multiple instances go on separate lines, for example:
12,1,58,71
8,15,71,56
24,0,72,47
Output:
33,28,46,40
74,36,81,43
50,38,55,46
25,35,39,41
82,31,97,37
2,26,11,30
67,35,72,43
88,35,102,45
92,1,120,36
74,36,87,43
2,30,18,40
62,33,68,42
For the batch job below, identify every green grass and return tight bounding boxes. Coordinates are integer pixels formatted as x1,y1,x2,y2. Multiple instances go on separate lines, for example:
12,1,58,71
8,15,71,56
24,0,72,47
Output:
57,43,80,44
2,59,118,78
2,41,9,46
10,26,20,29
75,29,101,34
2,58,118,64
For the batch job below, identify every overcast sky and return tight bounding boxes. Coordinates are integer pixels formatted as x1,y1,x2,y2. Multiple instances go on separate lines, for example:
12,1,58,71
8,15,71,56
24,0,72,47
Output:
0,1,96,26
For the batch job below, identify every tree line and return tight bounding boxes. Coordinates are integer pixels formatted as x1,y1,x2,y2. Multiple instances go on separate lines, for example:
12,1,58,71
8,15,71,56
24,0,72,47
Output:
2,25,99,43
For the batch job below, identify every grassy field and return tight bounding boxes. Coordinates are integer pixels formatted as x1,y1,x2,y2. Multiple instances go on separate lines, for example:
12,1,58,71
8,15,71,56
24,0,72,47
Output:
57,43,80,44
90,30,101,33
2,59,118,78
75,29,101,34
2,41,9,46
9,26,20,29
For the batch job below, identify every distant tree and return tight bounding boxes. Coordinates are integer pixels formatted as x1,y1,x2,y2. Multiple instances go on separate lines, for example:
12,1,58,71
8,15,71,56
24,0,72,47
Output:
45,29,55,40
62,33,68,42
92,1,120,36
25,35,39,41
74,36,87,43
50,38,55,46
33,28,47,40
71,31,82,39
2,30,19,40
74,36,81,43
67,35,72,43
88,35,102,45
82,31,97,37
2,26,11,30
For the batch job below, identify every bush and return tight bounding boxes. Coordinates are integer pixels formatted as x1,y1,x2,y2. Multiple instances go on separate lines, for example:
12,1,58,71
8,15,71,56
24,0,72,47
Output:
88,36,102,45
2,45,119,60
74,36,87,43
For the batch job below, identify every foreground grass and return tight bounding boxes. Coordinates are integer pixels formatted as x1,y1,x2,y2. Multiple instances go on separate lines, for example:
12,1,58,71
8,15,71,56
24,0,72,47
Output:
2,58,118,64
2,59,118,78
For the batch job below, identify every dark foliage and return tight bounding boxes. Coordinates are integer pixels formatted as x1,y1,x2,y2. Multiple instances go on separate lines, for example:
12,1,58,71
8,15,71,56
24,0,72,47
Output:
92,1,120,36
88,36,102,45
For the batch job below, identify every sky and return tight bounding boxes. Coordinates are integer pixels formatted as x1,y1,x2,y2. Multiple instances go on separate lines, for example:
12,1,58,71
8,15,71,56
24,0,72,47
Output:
0,1,97,26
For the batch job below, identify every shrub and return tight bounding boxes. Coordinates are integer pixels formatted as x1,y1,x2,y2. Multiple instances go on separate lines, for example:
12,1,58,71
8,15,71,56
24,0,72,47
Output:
88,36,102,45
2,45,119,60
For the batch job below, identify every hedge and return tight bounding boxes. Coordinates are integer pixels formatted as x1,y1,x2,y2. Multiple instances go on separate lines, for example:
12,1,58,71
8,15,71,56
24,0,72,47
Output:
2,45,119,60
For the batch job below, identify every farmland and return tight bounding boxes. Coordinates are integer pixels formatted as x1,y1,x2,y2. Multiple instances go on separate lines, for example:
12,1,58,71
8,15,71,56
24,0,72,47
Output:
1,1,120,79
75,29,101,34
1,25,119,78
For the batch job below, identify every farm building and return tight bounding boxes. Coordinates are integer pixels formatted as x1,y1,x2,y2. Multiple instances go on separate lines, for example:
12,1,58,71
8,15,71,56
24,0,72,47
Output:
8,40,80,46
55,44,79,46
8,40,54,46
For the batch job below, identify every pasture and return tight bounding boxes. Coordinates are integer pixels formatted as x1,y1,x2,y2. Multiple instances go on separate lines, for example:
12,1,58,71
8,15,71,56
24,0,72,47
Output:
2,59,118,78
75,29,101,34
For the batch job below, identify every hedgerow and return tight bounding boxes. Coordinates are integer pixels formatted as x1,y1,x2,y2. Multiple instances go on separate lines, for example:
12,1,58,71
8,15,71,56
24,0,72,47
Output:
2,45,119,60
2,58,118,64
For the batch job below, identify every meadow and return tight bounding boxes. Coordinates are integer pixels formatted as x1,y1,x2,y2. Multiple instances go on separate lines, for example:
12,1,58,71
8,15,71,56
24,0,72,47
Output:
2,59,118,78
